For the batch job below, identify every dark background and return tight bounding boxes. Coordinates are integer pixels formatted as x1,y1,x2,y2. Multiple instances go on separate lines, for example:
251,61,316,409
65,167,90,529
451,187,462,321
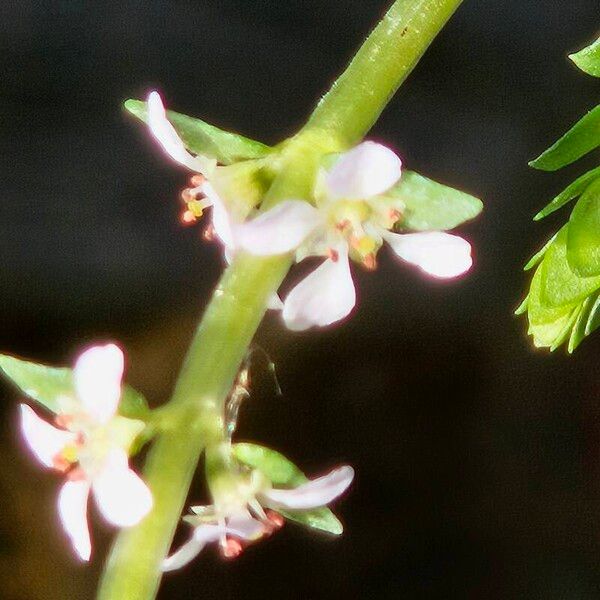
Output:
1,1,600,598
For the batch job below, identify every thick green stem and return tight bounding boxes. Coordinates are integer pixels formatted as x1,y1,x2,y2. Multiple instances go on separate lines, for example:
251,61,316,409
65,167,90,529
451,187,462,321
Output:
97,1,464,598
305,0,464,146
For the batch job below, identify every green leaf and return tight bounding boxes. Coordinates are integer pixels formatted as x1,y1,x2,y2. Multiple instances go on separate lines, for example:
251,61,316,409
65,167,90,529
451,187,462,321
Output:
534,166,600,220
0,353,149,419
568,294,595,352
387,170,482,231
124,99,272,165
540,225,600,307
232,442,344,535
585,292,600,335
567,178,600,277
524,232,557,271
570,36,600,77
530,105,600,171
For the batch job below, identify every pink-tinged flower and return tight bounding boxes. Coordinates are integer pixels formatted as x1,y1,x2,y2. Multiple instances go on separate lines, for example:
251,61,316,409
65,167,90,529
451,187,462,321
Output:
235,141,473,330
19,344,152,561
162,465,354,571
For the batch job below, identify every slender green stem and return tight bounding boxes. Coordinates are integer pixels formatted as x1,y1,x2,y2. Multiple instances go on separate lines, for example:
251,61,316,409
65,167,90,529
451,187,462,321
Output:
97,1,464,598
305,0,464,146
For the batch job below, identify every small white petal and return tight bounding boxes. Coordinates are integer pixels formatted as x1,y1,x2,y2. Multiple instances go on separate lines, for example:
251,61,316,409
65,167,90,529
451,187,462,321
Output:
161,517,264,572
235,201,322,256
19,404,75,468
326,142,402,200
282,246,356,331
74,344,124,424
58,480,92,561
92,449,153,527
261,465,354,510
384,231,473,278
147,91,211,173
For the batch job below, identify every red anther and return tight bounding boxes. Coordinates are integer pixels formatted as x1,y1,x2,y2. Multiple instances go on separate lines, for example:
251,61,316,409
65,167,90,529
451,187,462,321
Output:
181,210,197,225
74,431,85,445
52,455,71,473
180,189,195,203
327,248,339,262
190,174,205,187
265,510,285,530
335,219,350,231
67,467,86,482
54,414,73,429
203,224,215,241
222,538,243,559
363,254,377,271
388,208,402,224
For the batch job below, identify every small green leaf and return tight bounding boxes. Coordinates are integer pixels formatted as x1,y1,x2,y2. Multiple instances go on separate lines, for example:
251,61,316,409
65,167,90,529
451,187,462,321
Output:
524,232,558,271
570,36,600,77
534,166,600,220
585,293,600,335
530,105,600,171
232,442,344,535
567,178,600,277
540,225,600,307
0,353,149,419
387,171,482,231
514,295,528,315
568,294,595,352
124,99,271,165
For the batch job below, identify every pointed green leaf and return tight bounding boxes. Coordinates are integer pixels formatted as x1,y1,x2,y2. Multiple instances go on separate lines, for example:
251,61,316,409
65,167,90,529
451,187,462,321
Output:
570,36,600,77
534,166,600,220
514,295,528,315
540,225,600,307
124,99,272,165
387,171,482,231
585,293,600,335
232,442,344,535
567,178,600,277
524,232,558,271
529,105,600,171
0,353,149,419
568,294,596,352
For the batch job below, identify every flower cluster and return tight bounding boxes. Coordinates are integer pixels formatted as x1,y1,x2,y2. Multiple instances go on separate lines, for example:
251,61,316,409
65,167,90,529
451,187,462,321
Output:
146,92,473,330
19,344,152,560
162,452,354,571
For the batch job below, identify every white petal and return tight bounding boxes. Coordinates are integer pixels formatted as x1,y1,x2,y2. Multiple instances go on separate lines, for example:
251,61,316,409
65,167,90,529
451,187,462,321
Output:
74,344,124,424
326,142,402,200
260,465,354,510
19,404,75,468
384,231,473,278
92,449,153,527
282,247,356,331
203,182,235,249
147,91,212,173
235,201,322,256
58,480,92,561
161,517,264,572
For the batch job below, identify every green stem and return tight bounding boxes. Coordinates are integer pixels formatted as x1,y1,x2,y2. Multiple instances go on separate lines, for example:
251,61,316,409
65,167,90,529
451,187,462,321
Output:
305,0,464,146
97,1,463,598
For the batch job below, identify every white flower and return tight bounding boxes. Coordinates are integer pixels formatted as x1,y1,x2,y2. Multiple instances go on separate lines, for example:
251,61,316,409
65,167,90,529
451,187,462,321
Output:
162,465,354,571
235,141,473,330
19,344,153,561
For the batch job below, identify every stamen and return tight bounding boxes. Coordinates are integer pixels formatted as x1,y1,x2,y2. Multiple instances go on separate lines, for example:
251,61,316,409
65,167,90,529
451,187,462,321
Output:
203,224,215,241
265,510,285,530
52,455,72,473
335,219,350,232
388,208,402,224
190,174,206,188
67,467,86,481
363,254,377,271
222,538,243,559
54,414,73,429
327,248,339,262
181,210,197,225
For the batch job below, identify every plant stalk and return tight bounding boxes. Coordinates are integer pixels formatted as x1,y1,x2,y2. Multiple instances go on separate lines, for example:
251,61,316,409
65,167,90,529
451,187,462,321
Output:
97,0,464,597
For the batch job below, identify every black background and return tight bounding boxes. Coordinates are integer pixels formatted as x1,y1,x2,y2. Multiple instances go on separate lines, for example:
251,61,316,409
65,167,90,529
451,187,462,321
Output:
1,1,600,598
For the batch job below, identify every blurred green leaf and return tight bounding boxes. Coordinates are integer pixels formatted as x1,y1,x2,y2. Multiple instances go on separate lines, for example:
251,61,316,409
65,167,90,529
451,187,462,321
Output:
0,353,149,419
540,225,600,307
534,166,600,220
232,442,343,535
529,105,600,171
567,178,600,276
570,36,600,77
387,170,482,231
124,99,272,165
